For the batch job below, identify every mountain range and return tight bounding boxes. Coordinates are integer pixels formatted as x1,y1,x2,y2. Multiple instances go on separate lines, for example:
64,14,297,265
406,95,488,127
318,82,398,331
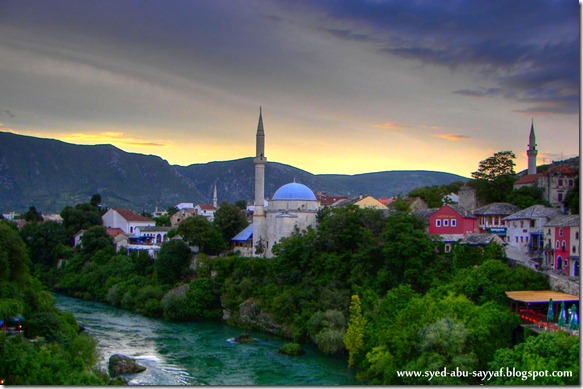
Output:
0,131,467,213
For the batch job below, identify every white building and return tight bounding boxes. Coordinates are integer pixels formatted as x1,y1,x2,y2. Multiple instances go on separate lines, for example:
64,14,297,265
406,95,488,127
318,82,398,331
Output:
102,208,155,236
503,205,561,256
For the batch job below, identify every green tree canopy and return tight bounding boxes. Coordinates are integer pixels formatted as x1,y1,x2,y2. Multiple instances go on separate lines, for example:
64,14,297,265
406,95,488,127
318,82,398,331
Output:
471,151,517,203
155,239,193,285
177,215,226,255
60,203,103,237
20,221,70,267
213,202,248,244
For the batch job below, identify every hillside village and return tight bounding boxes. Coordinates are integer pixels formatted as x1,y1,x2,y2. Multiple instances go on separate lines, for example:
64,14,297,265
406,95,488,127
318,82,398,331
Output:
2,113,579,290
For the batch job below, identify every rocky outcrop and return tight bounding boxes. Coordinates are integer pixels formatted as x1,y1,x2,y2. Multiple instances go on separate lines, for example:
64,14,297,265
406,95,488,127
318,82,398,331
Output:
108,354,147,376
223,298,293,338
234,334,256,343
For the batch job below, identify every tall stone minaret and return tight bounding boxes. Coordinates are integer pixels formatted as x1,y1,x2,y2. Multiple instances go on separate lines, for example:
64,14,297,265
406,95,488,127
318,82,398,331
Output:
253,107,267,256
212,184,218,208
527,119,538,175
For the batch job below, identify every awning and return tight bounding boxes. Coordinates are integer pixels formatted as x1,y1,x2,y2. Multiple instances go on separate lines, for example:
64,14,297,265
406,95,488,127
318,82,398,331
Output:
506,290,579,304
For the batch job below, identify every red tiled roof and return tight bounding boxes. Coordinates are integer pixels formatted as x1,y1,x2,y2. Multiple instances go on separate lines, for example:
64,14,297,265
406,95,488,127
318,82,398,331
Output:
197,204,216,210
106,228,125,237
315,193,348,205
113,208,154,223
514,174,541,185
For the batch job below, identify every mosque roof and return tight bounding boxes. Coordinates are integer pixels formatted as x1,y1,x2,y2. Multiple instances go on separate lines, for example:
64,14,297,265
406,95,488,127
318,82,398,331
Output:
272,182,317,201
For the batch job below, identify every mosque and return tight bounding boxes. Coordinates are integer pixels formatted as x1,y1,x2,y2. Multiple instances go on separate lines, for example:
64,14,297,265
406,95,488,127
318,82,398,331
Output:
232,109,319,258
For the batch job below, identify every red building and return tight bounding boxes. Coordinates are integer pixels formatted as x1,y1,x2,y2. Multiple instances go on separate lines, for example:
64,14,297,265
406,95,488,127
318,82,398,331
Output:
429,204,478,236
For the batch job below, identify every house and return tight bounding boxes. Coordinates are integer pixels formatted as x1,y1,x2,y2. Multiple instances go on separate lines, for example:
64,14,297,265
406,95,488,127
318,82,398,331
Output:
428,204,478,253
513,165,578,211
176,202,194,210
503,205,561,256
331,195,388,210
473,202,520,237
171,208,196,226
543,215,580,277
73,229,85,247
134,226,172,244
429,204,478,236
195,203,217,222
102,208,155,236
315,192,349,207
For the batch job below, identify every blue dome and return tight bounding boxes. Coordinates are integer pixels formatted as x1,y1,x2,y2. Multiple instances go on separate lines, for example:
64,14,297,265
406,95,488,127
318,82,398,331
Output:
272,183,317,201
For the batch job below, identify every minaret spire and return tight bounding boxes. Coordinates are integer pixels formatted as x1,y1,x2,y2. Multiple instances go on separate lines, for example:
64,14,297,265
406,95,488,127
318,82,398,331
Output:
213,184,218,208
527,119,538,175
253,107,267,257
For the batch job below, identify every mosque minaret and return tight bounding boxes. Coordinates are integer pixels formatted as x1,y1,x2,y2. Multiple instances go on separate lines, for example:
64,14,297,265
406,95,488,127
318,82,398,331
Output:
252,107,267,256
527,119,538,175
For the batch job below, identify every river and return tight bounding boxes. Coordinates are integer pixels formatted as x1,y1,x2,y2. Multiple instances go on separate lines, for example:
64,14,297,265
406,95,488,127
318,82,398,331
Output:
54,294,358,385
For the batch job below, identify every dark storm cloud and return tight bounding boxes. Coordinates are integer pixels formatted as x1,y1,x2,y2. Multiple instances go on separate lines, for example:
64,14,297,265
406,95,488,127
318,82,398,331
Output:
299,0,579,114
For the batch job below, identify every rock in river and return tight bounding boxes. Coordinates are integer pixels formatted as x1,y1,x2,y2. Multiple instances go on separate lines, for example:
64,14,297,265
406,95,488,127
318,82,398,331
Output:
108,354,147,376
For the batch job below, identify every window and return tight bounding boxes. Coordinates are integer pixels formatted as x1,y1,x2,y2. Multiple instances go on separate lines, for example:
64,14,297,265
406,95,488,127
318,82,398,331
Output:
558,193,563,202
451,219,457,227
568,179,574,187
559,228,563,237
444,219,449,227
556,240,560,249
558,178,563,187
562,240,567,251
436,219,441,227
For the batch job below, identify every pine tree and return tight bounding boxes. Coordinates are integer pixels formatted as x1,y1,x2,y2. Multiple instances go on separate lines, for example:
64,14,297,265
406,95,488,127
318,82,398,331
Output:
343,294,366,368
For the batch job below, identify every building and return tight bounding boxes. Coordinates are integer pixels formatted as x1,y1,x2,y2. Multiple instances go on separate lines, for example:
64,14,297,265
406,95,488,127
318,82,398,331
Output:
194,203,217,222
238,109,320,258
512,122,578,211
315,192,348,206
543,215,580,277
102,208,155,236
264,182,319,257
134,226,172,245
473,202,520,237
503,205,561,256
170,208,196,226
331,195,388,210
428,204,479,252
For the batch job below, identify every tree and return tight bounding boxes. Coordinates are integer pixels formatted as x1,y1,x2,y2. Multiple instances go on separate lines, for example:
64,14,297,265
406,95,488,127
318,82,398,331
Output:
80,226,113,258
471,151,517,203
22,206,43,222
488,332,579,385
20,221,69,267
344,295,366,368
89,194,101,208
213,202,248,244
0,221,31,283
506,185,549,209
61,203,103,237
177,216,226,255
155,239,192,285
563,177,579,215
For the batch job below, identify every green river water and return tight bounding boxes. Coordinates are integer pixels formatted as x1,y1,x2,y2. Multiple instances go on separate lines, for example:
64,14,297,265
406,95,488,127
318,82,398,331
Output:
55,294,358,385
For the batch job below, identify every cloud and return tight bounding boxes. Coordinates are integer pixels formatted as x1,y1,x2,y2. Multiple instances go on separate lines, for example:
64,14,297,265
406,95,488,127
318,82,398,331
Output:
373,122,409,131
435,134,470,141
300,0,579,115
58,132,166,147
322,28,376,42
0,109,16,118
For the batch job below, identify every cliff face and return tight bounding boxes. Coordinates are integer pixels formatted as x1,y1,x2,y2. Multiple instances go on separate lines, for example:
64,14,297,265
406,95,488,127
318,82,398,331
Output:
0,131,467,213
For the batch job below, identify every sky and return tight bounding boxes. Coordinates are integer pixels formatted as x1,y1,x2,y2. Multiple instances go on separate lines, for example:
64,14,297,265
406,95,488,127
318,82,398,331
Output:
0,0,579,177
